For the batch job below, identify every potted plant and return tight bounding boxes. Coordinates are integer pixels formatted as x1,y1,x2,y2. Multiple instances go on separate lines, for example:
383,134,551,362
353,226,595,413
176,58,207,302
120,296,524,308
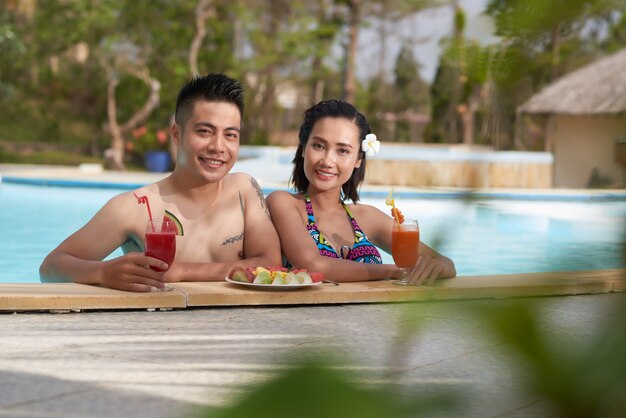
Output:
127,125,172,172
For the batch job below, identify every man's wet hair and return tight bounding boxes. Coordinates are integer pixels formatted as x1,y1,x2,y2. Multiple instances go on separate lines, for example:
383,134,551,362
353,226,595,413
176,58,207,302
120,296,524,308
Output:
175,73,244,127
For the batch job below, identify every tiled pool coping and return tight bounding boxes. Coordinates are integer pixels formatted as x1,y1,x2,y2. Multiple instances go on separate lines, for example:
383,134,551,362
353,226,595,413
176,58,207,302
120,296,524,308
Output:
1,269,623,312
2,165,626,201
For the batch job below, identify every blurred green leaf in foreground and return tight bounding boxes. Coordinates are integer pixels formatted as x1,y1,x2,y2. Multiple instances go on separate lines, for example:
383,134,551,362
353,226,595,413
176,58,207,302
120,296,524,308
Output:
192,357,459,418
474,295,626,418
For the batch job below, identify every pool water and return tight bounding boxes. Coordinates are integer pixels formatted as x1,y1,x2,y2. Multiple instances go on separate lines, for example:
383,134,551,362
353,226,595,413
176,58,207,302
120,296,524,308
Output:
1,183,624,283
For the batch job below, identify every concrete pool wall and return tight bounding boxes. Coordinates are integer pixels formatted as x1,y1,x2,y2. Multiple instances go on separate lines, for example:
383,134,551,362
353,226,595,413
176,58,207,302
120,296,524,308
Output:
364,144,553,188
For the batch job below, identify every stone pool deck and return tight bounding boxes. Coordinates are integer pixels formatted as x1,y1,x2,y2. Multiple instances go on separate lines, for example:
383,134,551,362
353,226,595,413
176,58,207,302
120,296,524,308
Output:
1,292,624,418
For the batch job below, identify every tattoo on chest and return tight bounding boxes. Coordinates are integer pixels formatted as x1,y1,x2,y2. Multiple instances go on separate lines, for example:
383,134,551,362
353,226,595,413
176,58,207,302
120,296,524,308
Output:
222,232,243,246
239,192,245,216
250,177,271,220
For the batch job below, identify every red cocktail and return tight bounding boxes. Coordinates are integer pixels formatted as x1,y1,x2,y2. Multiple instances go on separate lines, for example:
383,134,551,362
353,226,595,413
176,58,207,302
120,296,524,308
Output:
391,219,419,285
145,220,176,272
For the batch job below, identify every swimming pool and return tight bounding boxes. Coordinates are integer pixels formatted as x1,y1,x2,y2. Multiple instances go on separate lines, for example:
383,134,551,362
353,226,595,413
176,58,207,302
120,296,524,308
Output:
1,182,624,284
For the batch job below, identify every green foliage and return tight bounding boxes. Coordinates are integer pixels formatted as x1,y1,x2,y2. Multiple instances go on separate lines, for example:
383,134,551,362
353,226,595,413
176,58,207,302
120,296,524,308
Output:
485,0,626,88
3,0,625,159
426,52,461,143
473,298,626,418
193,357,460,418
393,45,430,113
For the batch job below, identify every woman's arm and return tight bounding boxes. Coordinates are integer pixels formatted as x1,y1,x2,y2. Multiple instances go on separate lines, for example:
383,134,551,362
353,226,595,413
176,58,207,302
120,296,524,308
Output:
357,204,457,284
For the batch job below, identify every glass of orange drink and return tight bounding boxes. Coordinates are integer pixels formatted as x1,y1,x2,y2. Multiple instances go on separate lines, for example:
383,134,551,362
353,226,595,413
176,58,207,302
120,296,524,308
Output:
391,219,420,285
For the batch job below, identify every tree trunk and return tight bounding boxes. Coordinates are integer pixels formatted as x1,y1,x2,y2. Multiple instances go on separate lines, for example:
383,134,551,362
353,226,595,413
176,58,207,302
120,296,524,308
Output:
261,64,276,141
260,0,283,142
189,0,213,77
462,87,482,145
310,0,338,105
342,0,361,103
105,78,126,171
311,51,324,104
117,78,161,133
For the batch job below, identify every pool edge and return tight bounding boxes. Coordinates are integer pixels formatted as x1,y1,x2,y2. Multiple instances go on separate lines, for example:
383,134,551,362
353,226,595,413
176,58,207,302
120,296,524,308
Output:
1,269,623,313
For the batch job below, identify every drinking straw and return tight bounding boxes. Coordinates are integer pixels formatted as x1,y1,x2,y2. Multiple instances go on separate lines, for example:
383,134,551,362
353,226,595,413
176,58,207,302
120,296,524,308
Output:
385,188,401,224
133,192,155,230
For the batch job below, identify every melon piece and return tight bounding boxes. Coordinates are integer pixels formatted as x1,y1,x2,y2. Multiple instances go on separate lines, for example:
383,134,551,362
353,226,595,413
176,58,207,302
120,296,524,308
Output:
254,266,271,276
229,267,253,283
163,210,184,236
253,270,273,284
283,272,299,284
271,274,287,285
295,271,313,284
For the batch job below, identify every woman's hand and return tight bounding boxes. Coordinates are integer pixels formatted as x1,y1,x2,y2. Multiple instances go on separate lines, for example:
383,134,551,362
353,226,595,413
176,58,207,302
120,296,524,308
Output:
405,255,455,286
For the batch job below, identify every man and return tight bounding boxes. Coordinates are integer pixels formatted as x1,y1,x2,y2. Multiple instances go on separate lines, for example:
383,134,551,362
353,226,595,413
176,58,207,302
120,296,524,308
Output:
40,73,281,292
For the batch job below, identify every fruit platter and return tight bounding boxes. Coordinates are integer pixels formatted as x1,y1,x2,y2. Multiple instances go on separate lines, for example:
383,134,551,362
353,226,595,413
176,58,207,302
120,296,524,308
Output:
226,266,324,290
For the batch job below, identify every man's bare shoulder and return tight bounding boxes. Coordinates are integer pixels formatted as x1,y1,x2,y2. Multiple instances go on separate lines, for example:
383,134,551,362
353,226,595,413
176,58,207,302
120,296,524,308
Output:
102,186,161,218
104,190,136,209
224,172,253,187
224,173,267,200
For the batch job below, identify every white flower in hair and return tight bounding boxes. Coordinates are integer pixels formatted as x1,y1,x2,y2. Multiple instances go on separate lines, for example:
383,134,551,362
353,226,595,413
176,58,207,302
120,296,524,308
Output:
361,133,380,156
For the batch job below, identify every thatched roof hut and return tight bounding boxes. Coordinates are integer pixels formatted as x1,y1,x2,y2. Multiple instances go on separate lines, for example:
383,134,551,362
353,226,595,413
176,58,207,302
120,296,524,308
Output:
519,48,626,115
517,48,626,188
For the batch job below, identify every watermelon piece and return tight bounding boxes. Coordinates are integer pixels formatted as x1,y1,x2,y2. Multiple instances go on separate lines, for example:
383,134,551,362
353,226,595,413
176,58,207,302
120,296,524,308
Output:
309,272,324,283
163,210,184,236
266,265,289,272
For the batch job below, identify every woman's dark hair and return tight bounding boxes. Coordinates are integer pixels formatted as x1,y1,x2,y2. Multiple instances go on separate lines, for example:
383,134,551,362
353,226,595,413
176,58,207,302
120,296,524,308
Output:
291,100,370,202
175,73,244,127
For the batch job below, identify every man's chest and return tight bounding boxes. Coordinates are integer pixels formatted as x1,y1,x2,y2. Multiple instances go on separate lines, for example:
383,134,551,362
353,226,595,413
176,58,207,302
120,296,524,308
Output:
173,208,245,262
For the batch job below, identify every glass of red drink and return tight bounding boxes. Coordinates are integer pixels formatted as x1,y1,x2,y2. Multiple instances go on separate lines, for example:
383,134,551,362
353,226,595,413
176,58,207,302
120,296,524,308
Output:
391,219,420,285
144,219,176,290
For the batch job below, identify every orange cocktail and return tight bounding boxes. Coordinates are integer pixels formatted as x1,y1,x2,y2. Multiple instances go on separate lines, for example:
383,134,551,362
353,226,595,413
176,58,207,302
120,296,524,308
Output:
391,220,419,268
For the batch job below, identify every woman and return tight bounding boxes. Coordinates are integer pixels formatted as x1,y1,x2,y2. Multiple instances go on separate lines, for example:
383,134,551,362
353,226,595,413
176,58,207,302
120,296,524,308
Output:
266,100,456,284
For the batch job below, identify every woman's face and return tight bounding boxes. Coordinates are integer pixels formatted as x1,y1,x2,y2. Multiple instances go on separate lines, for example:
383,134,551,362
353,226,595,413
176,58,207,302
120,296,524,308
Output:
303,117,362,194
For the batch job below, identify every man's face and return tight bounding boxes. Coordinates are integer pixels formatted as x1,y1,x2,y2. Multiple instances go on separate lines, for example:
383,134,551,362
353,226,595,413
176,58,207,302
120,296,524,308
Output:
173,101,241,184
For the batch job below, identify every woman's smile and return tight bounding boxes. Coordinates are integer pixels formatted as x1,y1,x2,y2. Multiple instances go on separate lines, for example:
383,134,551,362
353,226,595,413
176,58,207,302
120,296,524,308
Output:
314,168,337,180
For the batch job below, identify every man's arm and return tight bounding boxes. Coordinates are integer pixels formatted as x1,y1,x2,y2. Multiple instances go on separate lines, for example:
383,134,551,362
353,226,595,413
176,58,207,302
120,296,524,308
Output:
241,176,282,266
39,193,168,292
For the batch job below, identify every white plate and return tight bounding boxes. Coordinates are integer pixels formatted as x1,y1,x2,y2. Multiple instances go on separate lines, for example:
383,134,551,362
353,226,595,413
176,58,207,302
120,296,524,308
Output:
224,277,323,290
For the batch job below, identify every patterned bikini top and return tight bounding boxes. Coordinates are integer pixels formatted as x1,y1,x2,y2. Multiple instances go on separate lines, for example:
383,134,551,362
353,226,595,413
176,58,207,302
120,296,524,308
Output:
304,193,382,264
